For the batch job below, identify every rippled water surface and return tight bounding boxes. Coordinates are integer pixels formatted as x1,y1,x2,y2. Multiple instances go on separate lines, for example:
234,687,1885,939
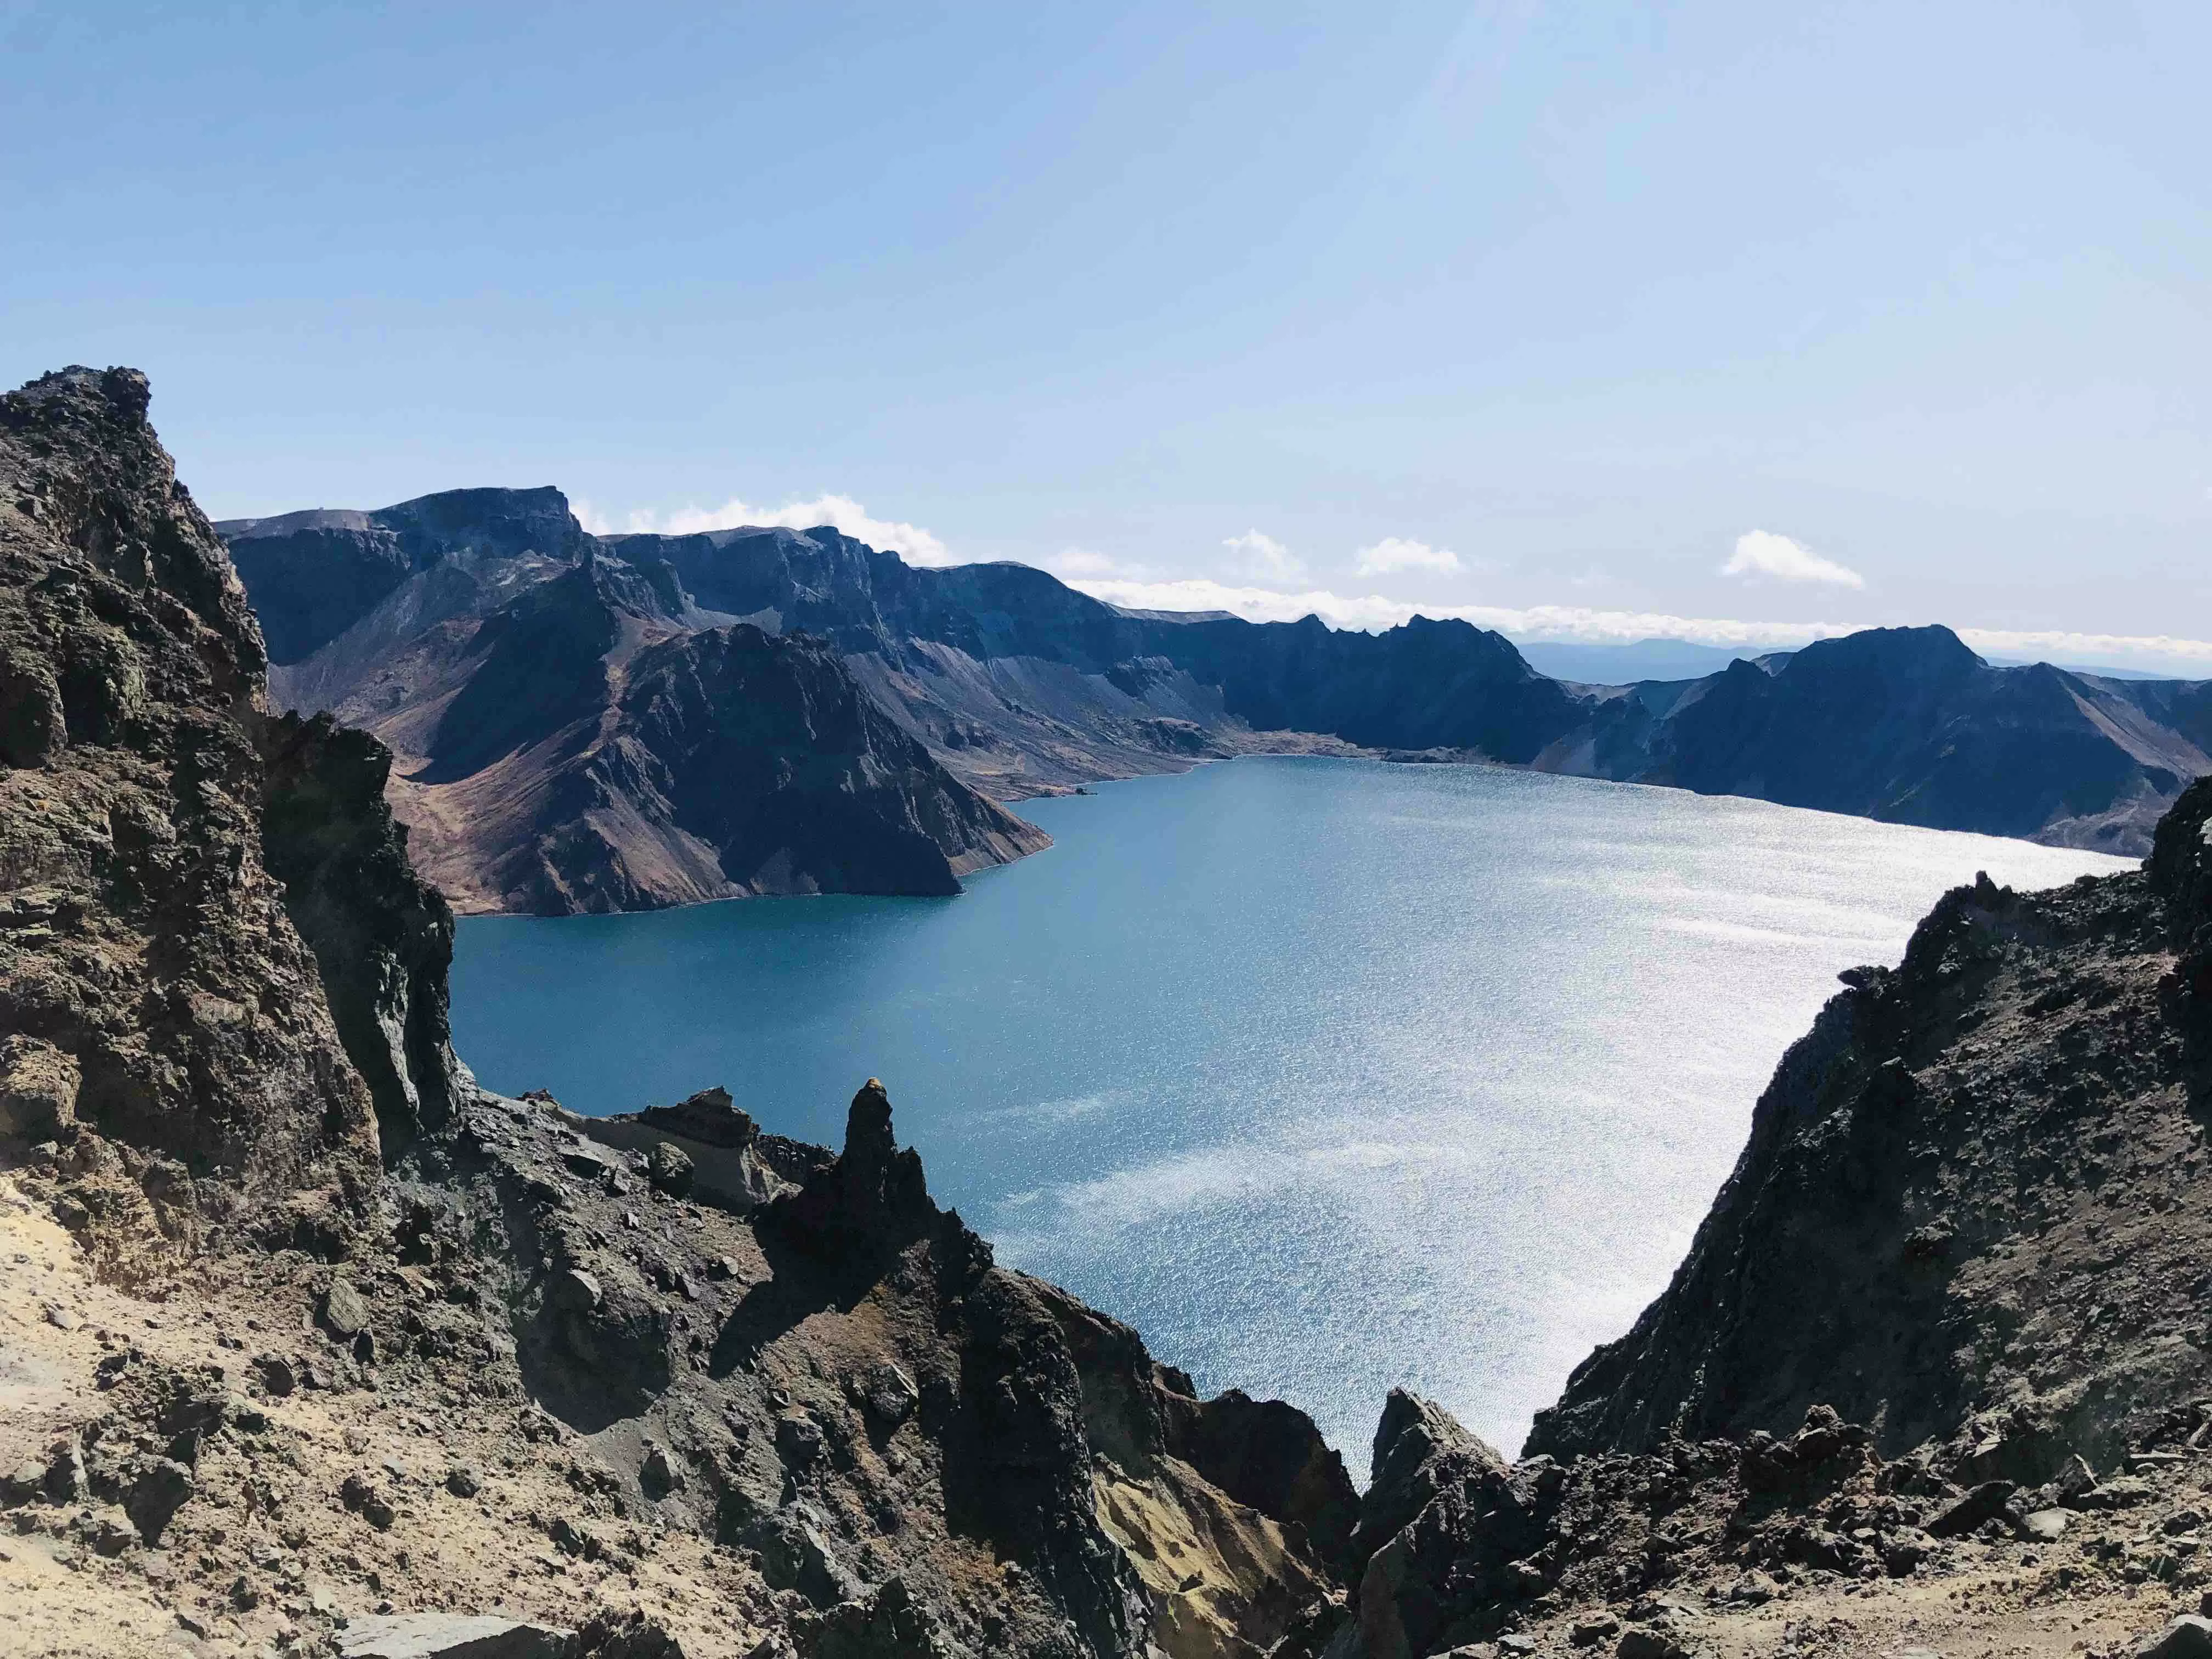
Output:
450,758,2131,1455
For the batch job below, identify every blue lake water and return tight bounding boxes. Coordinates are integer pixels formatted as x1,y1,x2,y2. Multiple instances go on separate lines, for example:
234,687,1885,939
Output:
450,757,2131,1458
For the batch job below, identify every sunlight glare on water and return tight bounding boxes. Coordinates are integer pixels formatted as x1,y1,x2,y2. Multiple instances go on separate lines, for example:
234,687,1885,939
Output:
450,758,2133,1457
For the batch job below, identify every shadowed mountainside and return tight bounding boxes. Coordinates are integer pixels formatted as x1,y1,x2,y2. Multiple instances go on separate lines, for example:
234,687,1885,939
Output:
1553,624,2212,855
234,511,1049,914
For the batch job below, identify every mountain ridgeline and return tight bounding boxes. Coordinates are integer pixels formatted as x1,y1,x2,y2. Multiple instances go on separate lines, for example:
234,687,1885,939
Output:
225,500,1047,913
228,487,2209,919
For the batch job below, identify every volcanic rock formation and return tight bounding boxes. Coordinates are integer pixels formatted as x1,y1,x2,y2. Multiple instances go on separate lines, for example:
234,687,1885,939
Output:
235,505,1049,913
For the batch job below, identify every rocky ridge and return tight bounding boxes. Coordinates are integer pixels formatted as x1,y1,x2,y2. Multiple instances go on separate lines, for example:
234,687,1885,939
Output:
255,517,1048,914
244,494,2210,878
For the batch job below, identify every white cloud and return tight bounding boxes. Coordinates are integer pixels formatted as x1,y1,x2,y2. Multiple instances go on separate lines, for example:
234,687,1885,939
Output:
1720,529,1864,589
1356,537,1462,575
575,492,953,566
1060,574,2212,672
1223,529,1304,579
1041,547,1125,579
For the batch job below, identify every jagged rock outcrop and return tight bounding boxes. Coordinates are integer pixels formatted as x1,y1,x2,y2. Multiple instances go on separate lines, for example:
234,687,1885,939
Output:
260,708,463,1150
0,366,394,1269
403,1076,1349,1658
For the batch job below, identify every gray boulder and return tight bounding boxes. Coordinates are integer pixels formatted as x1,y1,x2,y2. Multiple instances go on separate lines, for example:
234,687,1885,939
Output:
338,1613,572,1658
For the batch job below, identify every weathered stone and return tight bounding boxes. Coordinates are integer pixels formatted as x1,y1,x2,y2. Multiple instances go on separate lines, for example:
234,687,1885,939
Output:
857,1363,918,1426
3,1458,44,1503
776,1415,824,1470
322,1277,371,1339
646,1142,693,1198
341,1472,396,1531
0,1037,78,1139
122,1455,194,1543
2136,1615,2212,1659
43,1440,86,1504
2023,1508,2071,1542
1616,1629,1691,1659
568,1608,686,1658
551,1269,602,1314
1926,1481,2017,1538
256,1354,298,1397
640,1443,683,1497
337,1612,571,1658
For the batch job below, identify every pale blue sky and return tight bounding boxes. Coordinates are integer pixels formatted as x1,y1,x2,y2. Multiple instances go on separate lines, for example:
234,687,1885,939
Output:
8,2,2211,663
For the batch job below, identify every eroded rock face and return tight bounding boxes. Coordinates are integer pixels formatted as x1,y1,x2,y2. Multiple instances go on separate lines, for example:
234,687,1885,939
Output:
240,514,1051,915
221,486,591,666
430,1077,1344,1658
0,366,388,1263
1524,831,2212,1472
259,709,462,1150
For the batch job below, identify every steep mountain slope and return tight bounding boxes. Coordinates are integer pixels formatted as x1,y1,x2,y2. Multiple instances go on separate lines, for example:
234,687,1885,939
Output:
1283,778,2212,1658
1560,624,2212,854
0,365,1354,1659
0,366,430,1273
612,523,1584,785
222,487,591,663
241,517,1049,915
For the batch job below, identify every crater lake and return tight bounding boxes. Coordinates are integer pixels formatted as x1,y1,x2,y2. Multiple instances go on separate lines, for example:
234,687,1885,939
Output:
450,756,2130,1454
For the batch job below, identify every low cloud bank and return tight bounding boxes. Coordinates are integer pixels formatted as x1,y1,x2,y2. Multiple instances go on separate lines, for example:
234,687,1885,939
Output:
1064,575,2212,674
575,493,952,566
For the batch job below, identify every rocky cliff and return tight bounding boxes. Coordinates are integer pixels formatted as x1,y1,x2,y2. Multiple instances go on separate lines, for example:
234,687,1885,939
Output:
232,507,1048,914
0,366,413,1274
222,487,591,664
1276,778,2212,1659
